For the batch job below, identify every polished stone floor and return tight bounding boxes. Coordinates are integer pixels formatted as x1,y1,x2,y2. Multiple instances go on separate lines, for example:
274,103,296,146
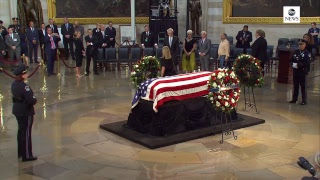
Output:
0,59,319,180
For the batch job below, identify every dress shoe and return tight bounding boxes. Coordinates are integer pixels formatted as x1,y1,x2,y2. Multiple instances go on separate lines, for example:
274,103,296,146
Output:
51,72,57,75
300,101,307,105
85,72,89,76
289,100,297,103
94,72,100,75
22,156,37,162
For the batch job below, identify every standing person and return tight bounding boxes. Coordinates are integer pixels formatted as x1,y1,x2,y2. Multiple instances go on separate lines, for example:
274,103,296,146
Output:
93,23,100,36
61,17,75,60
8,18,21,34
218,33,230,68
73,31,85,77
236,25,252,49
303,33,314,53
98,24,107,69
197,31,211,71
38,23,47,64
5,27,21,71
182,30,196,73
44,27,60,76
163,28,180,66
251,29,267,75
0,29,6,69
85,29,99,75
161,46,176,77
74,21,84,42
0,20,8,37
46,18,59,35
140,25,155,48
289,39,311,105
26,21,39,63
308,22,319,49
11,64,37,162
18,27,30,67
105,21,116,48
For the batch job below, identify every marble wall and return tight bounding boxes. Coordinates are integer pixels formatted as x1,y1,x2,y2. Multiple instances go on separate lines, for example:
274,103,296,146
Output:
0,0,311,47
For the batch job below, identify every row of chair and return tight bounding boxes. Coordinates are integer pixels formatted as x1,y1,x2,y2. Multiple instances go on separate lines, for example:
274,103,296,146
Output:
278,37,320,47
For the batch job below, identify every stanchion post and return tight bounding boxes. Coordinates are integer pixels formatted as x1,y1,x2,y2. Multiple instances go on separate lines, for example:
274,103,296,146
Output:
57,49,62,77
0,69,3,101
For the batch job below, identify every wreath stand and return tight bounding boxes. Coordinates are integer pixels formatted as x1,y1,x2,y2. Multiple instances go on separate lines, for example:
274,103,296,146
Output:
214,110,238,144
242,85,260,114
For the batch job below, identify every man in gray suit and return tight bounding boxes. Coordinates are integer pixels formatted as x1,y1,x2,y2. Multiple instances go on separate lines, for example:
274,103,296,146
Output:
5,27,21,70
198,31,211,71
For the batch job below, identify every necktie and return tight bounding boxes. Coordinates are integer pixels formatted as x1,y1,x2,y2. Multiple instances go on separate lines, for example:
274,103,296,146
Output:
102,31,105,38
11,34,13,39
147,32,149,36
31,28,33,32
66,24,68,31
51,25,54,31
43,30,45,35
243,32,246,37
169,37,172,47
50,36,55,49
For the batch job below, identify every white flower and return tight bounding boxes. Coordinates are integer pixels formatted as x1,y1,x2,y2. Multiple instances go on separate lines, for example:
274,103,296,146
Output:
213,83,217,88
225,102,229,107
234,92,238,96
212,73,216,76
218,96,222,99
207,81,209,84
210,97,213,101
216,101,221,107
217,74,222,79
135,65,139,68
231,99,235,103
255,63,257,65
131,71,136,75
221,107,225,111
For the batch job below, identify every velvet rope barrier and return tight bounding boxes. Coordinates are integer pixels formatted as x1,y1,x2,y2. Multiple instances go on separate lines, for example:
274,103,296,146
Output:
58,54,76,69
0,57,21,64
0,63,42,79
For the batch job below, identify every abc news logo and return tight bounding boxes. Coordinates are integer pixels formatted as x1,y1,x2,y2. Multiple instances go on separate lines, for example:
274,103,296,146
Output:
283,6,300,23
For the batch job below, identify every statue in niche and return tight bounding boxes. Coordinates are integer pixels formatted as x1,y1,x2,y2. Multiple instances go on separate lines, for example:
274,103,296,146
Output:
159,0,174,17
17,0,44,28
189,0,202,36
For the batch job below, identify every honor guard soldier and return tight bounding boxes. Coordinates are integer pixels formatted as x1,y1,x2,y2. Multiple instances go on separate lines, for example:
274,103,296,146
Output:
289,39,311,105
8,18,21,34
11,64,37,162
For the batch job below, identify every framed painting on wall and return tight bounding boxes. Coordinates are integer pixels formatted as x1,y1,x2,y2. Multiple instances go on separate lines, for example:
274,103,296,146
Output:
222,0,320,24
47,0,149,24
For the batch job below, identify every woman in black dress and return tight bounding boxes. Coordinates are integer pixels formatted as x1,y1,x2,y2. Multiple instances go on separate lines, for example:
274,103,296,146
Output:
161,46,176,77
19,27,29,67
73,31,85,77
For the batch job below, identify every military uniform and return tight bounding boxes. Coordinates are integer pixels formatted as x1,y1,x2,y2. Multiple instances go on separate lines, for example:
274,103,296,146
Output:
11,64,37,161
8,18,21,34
290,41,311,105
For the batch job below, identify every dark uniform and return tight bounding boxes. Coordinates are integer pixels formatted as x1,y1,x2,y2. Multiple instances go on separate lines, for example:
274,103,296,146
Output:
289,40,311,105
8,18,21,34
11,64,37,161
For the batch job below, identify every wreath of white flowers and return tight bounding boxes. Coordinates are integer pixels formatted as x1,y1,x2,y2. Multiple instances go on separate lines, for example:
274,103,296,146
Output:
207,68,241,113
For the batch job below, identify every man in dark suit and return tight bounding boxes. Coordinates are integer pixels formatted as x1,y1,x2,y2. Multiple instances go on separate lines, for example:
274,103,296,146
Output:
93,23,100,37
140,25,155,48
251,29,267,74
97,24,107,68
44,27,60,76
163,28,180,65
61,17,75,60
105,21,116,48
236,25,252,49
38,23,47,64
85,29,99,75
46,18,59,35
0,29,6,69
26,21,39,63
0,20,8,37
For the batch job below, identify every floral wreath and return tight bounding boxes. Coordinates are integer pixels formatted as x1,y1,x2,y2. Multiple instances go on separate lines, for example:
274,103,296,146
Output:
207,69,241,113
131,56,161,89
233,54,264,87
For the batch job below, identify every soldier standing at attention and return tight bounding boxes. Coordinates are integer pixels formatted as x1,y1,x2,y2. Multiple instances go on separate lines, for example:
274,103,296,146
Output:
8,18,21,34
11,64,37,162
289,39,311,105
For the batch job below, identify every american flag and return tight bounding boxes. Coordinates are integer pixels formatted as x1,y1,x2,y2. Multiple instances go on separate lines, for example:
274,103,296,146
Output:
132,71,213,112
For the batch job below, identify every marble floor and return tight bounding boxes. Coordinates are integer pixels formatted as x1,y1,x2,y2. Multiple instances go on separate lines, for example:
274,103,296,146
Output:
0,59,319,180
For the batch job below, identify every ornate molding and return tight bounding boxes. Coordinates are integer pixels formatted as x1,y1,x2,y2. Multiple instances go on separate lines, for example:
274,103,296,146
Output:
222,0,320,24
47,0,149,24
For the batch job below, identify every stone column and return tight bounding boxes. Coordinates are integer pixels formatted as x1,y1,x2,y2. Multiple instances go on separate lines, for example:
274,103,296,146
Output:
200,0,208,34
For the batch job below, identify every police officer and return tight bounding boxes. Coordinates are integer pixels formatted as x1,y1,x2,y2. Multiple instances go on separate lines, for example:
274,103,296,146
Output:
8,18,21,34
289,39,311,105
11,64,37,161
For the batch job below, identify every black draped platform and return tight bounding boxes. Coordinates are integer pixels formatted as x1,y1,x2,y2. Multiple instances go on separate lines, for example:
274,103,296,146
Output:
100,97,265,149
